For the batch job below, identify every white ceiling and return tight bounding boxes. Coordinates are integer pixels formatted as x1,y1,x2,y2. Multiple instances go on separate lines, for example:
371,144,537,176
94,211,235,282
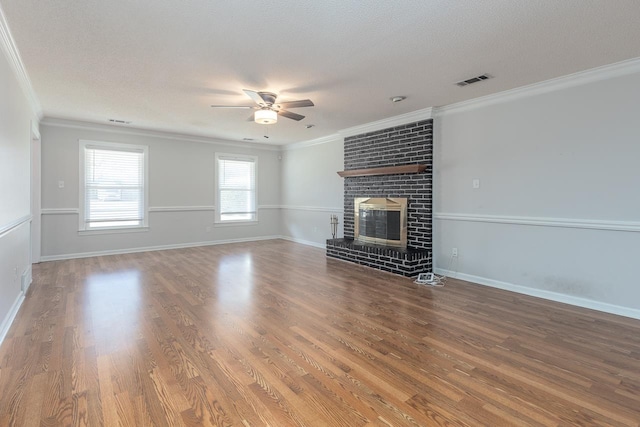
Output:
3,0,640,145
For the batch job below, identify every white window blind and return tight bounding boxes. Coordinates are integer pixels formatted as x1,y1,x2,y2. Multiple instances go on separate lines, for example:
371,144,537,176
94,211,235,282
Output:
217,155,256,222
82,144,146,229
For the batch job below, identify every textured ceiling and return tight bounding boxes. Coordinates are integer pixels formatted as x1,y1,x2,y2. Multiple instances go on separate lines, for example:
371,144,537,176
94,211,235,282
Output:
2,0,640,145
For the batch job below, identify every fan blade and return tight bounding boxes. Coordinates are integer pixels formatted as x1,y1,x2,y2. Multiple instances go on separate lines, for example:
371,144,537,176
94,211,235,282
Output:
243,89,270,106
277,99,314,109
278,110,305,121
210,105,254,109
247,114,255,122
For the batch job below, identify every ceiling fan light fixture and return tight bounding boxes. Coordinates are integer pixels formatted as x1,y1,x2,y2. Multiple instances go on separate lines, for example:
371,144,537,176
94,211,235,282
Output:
255,109,277,124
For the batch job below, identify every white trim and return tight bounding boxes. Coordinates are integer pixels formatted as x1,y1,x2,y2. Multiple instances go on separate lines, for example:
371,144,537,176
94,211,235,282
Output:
39,235,283,262
21,265,32,294
31,122,42,263
435,56,640,116
0,214,31,238
215,152,258,224
0,293,25,347
78,226,149,236
283,134,342,151
434,212,640,233
40,117,281,151
339,107,433,138
79,139,149,231
31,121,40,141
279,205,342,213
0,4,42,118
43,206,219,214
434,268,640,321
41,208,79,215
213,220,258,228
149,206,216,212
279,235,326,250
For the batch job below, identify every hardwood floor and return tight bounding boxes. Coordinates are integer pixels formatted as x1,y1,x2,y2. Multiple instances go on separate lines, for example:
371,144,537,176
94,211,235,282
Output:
1,240,639,426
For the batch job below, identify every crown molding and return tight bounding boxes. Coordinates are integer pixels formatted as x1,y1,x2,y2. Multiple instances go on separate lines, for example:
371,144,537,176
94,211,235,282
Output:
282,133,342,151
282,107,434,150
40,117,282,151
435,56,640,116
339,107,433,138
0,4,42,119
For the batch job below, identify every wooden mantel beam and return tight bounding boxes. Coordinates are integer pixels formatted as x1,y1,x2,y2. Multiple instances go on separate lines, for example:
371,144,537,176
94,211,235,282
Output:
337,164,427,178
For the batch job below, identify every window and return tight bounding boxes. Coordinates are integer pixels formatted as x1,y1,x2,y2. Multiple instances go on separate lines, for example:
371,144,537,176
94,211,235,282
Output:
79,140,148,231
215,154,257,223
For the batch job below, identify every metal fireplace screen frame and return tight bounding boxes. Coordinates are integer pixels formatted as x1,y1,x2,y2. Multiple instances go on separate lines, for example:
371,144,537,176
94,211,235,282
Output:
354,197,408,248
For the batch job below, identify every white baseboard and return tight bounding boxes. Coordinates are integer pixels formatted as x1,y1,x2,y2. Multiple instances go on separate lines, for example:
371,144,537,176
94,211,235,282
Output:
434,268,640,320
21,265,32,293
40,235,283,262
39,235,327,263
0,293,25,347
279,235,326,249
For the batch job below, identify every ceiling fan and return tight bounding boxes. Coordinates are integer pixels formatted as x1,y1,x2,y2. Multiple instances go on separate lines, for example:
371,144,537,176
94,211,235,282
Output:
211,89,314,124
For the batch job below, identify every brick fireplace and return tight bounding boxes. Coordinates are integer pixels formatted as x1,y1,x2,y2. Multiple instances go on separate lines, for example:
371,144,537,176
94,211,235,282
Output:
326,119,433,277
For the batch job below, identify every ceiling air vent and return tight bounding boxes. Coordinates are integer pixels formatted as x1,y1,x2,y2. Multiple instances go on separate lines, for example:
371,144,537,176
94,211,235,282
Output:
108,119,132,124
455,74,492,87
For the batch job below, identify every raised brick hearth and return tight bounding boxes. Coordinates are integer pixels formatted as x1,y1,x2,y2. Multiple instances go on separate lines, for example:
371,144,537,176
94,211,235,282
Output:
327,238,431,276
326,119,433,277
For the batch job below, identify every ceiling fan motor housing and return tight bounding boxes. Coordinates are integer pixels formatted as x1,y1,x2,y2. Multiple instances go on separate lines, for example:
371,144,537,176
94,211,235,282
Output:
258,92,277,106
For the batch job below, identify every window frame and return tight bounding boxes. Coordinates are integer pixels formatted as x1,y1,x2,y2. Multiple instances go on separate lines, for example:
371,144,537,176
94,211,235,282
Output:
215,153,258,225
78,139,149,234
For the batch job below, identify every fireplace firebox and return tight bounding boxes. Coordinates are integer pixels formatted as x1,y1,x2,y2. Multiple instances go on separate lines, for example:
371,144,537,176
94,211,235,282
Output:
354,197,407,248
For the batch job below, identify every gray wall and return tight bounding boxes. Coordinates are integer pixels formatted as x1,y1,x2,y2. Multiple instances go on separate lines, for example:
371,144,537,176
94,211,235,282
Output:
280,137,344,247
0,43,35,342
279,66,640,319
40,121,282,259
433,68,640,316
8,51,640,329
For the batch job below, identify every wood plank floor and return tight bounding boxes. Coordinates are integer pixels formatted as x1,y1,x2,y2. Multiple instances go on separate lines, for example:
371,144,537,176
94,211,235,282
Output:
1,240,640,426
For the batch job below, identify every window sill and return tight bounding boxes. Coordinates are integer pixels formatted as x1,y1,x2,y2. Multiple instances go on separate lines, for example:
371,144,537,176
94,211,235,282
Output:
79,226,149,236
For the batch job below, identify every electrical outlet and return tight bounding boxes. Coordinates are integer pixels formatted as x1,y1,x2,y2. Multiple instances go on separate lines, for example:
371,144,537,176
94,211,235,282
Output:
452,248,458,257
472,179,480,189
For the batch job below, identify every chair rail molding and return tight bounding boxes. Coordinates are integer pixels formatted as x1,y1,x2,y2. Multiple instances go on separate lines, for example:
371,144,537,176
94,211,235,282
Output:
261,205,342,213
149,206,216,212
434,212,640,233
0,214,32,238
41,208,79,215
